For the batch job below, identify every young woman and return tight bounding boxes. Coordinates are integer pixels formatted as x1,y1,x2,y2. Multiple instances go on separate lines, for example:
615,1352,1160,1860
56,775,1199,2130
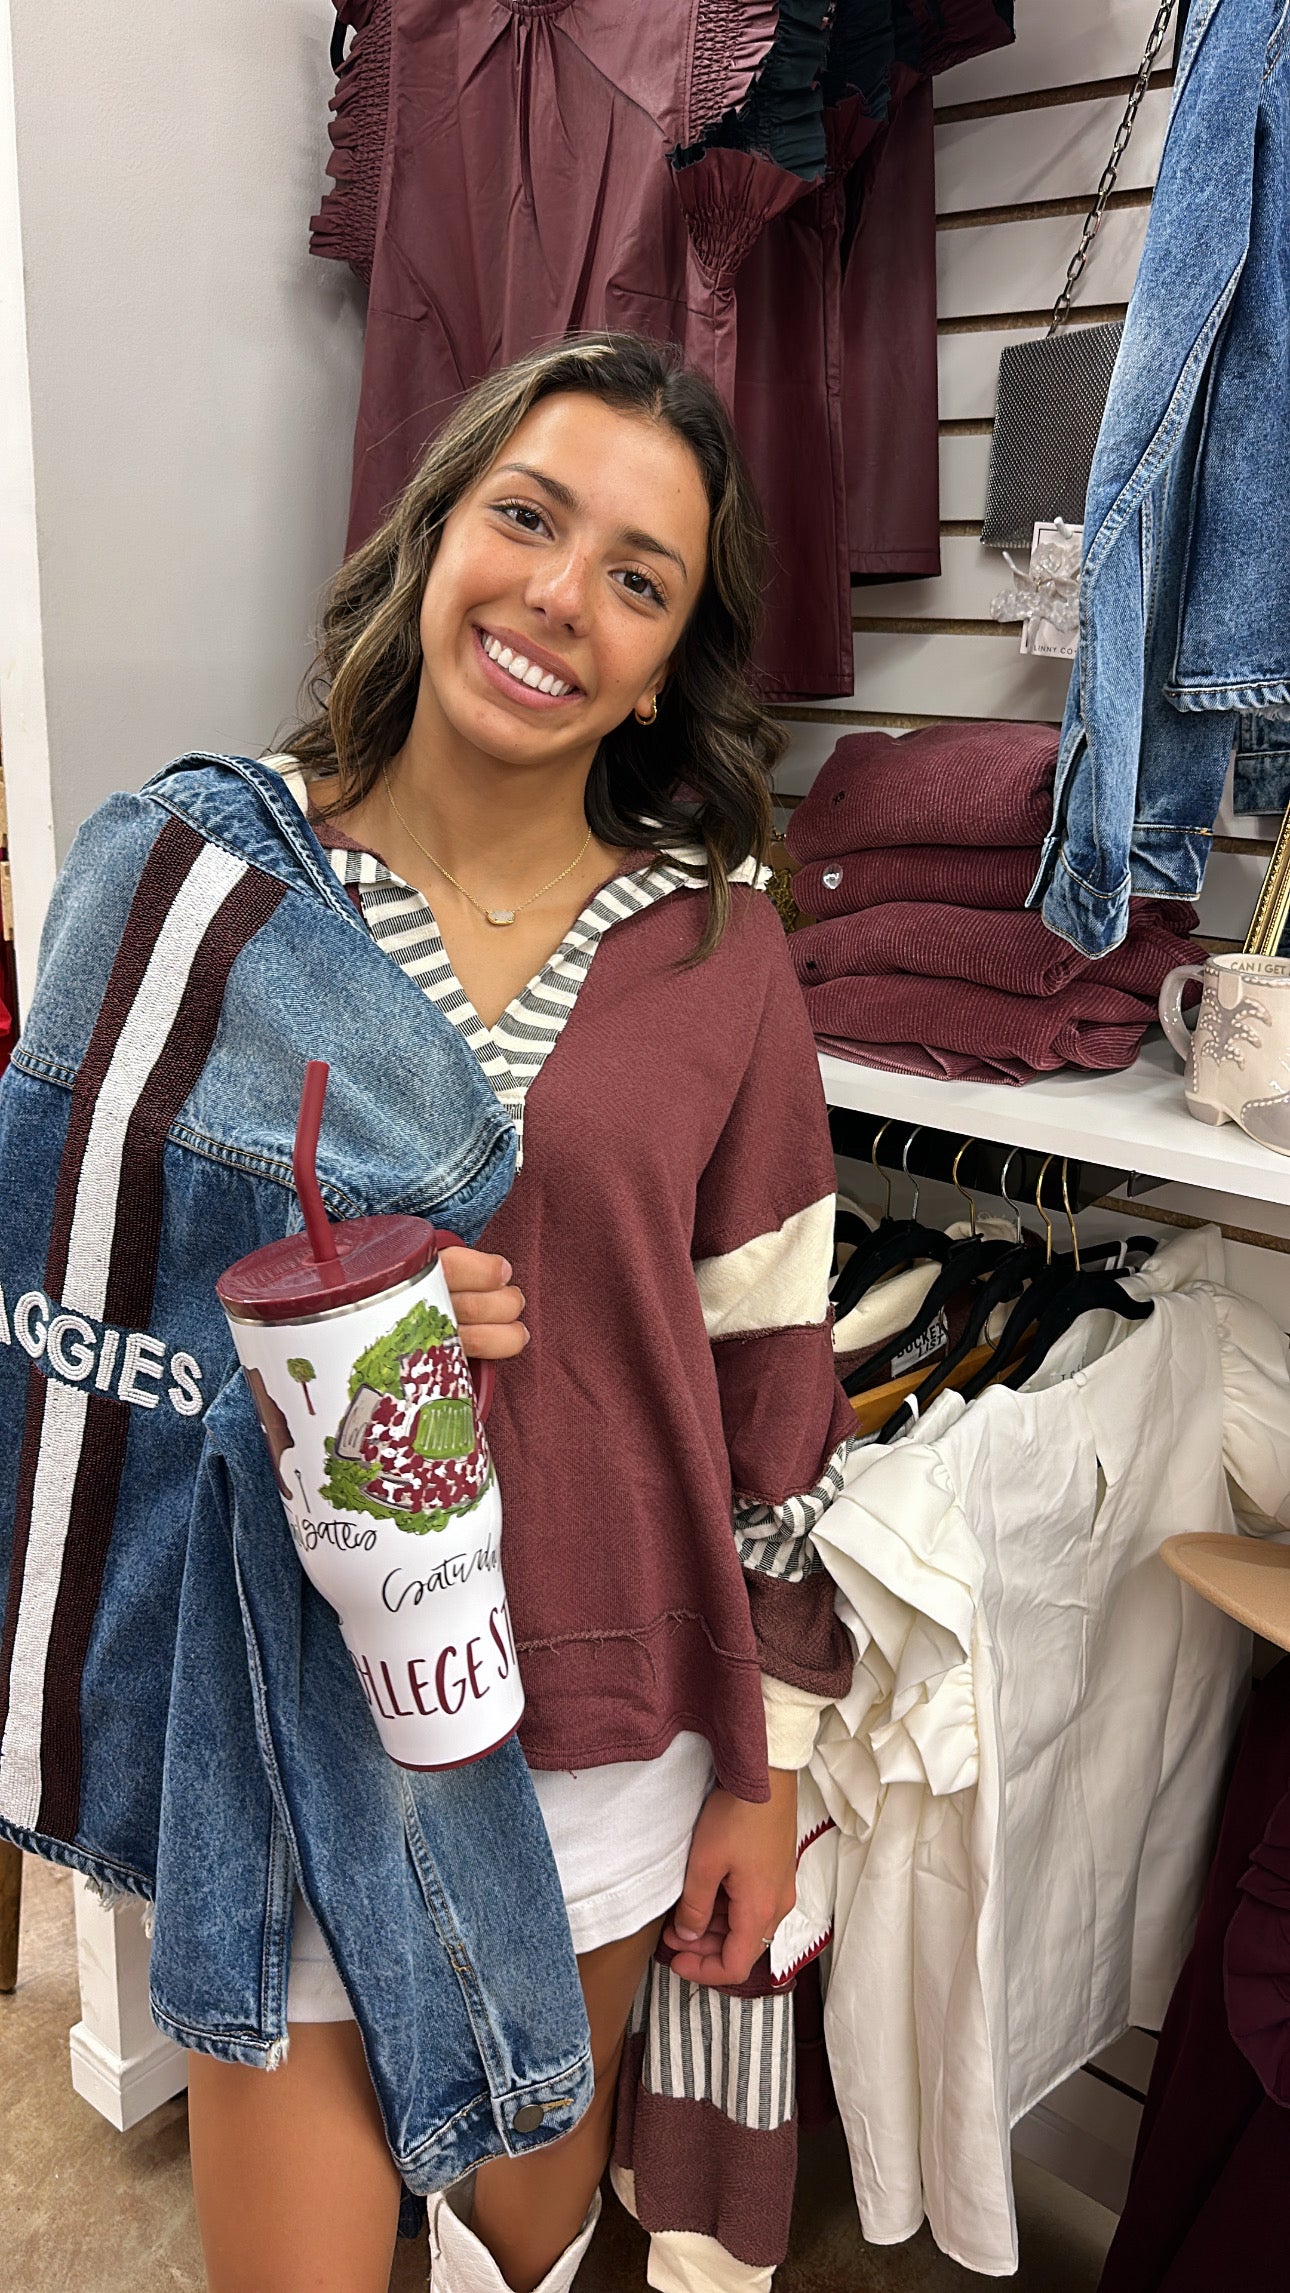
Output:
188,334,853,2293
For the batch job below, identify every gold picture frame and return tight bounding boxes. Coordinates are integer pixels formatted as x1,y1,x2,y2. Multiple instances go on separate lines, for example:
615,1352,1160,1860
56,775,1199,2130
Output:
1244,803,1290,956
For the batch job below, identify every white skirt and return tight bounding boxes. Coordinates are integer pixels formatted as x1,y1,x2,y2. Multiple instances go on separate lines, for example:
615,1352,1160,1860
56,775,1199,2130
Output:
287,1732,715,2022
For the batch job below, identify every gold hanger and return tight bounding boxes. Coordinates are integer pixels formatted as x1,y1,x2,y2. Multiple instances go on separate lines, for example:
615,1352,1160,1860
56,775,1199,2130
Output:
901,1127,924,1222
951,1138,978,1236
999,1146,1024,1245
1058,1157,1081,1272
870,1121,894,1223
1034,1153,1056,1266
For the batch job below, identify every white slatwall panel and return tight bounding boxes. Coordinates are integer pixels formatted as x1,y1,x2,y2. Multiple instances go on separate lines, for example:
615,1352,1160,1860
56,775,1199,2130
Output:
937,202,1150,317
850,628,1070,719
945,0,1177,101
936,88,1171,209
858,534,1041,620
938,430,995,519
938,326,1050,421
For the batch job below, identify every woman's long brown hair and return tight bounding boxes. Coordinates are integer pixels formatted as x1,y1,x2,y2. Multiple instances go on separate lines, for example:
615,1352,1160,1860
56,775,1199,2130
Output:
281,333,785,955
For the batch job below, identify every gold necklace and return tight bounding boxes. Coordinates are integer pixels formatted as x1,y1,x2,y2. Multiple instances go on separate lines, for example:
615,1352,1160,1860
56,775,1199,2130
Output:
382,766,593,928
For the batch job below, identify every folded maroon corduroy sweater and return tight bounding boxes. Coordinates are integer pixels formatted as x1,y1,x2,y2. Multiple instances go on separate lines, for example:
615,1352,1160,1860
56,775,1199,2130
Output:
786,721,1057,860
804,973,1158,1086
793,844,1043,918
791,904,1200,999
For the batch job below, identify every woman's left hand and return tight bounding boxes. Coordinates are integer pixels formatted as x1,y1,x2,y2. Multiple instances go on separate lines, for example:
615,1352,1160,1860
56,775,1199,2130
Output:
440,1246,529,1360
662,1769,798,1988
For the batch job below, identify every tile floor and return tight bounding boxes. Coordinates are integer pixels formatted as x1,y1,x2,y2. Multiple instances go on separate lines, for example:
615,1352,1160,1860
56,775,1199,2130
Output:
0,1858,1116,2292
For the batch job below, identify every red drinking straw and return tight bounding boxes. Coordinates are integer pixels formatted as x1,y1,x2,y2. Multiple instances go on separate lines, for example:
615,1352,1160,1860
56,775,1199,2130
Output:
293,1061,341,1265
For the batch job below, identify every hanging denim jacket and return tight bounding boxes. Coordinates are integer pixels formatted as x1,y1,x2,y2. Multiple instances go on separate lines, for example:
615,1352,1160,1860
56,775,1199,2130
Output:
1035,0,1290,957
0,752,592,2189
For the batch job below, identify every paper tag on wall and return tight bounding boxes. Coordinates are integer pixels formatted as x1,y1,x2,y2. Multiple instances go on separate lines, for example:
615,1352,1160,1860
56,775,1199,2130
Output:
1018,521,1081,660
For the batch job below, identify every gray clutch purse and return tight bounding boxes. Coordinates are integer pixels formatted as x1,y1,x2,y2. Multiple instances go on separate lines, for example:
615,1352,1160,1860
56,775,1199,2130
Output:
981,1,1177,551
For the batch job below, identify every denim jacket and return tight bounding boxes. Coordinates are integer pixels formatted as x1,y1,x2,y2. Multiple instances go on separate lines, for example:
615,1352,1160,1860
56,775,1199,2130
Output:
0,753,592,2189
1035,0,1290,956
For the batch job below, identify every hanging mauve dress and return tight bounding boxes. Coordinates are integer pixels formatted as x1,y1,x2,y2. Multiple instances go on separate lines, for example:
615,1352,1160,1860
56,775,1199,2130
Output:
311,1,1013,699
314,0,794,541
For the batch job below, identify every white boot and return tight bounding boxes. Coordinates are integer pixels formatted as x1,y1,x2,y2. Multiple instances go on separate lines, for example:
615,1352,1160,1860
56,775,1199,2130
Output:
427,2186,601,2293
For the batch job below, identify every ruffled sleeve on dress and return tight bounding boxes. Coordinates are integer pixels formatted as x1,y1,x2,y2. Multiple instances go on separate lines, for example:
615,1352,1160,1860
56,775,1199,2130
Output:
310,0,393,282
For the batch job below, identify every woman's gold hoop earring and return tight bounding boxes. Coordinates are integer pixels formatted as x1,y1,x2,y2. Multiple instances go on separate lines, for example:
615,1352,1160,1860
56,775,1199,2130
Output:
636,694,659,726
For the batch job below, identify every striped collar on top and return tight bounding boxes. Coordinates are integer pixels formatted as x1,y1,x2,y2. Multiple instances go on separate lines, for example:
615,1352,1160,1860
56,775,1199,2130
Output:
326,840,764,1164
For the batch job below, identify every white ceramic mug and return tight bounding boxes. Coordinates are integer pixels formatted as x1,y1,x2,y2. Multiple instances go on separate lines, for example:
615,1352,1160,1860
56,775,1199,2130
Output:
1158,951,1290,1155
223,1244,523,1769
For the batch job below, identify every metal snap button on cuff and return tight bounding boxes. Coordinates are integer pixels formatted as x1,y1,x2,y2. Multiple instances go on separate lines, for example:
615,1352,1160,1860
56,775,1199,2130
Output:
513,2104,546,2132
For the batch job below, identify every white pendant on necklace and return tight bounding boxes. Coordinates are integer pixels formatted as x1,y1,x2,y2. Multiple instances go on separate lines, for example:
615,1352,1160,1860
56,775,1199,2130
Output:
486,908,517,927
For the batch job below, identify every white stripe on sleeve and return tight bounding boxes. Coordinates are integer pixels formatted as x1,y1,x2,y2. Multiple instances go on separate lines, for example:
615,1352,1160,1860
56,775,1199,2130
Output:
694,1196,836,1342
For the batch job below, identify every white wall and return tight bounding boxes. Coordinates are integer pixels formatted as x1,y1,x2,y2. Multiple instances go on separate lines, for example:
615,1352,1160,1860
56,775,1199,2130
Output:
0,0,365,995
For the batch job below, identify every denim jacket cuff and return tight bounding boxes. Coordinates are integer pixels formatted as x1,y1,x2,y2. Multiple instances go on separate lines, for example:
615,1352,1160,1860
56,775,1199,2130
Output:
1039,856,1132,960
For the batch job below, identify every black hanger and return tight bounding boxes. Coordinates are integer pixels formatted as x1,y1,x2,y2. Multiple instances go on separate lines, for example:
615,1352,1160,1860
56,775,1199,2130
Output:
833,1208,876,1270
996,1159,1150,1387
876,1235,1045,1438
874,1143,1036,1440
831,1125,954,1321
951,1155,1086,1404
876,1154,1159,1430
1003,1269,1152,1390
997,1157,1152,1390
844,1232,1012,1396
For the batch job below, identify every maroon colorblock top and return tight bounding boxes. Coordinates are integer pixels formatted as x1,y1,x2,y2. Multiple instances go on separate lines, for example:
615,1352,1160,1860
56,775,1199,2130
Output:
313,807,854,1802
478,889,854,1796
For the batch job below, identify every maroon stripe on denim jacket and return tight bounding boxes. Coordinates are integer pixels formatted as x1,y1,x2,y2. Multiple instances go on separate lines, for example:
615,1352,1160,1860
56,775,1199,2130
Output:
35,865,285,1842
0,820,203,1804
42,817,205,1301
0,1371,51,1768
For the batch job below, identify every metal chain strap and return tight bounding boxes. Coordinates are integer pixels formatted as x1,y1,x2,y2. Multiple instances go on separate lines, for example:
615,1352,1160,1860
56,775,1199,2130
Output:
1049,0,1178,334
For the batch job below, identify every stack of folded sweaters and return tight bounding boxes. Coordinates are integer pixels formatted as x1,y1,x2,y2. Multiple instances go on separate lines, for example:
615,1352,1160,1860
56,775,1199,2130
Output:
786,722,1201,1084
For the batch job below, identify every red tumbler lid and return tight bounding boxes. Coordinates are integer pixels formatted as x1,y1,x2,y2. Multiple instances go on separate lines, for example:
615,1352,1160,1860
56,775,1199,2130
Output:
217,1214,436,1323
218,1061,440,1320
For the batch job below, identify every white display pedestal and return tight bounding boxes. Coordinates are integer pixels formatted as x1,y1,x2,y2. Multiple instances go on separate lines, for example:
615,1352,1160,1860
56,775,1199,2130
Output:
68,1875,187,2131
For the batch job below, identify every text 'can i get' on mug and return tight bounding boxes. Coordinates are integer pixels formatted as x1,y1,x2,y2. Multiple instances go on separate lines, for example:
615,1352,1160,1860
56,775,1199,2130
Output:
216,1061,523,1769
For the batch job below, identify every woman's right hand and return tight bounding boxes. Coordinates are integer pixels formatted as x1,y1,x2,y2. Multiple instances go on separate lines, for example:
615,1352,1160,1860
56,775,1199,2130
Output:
440,1247,529,1359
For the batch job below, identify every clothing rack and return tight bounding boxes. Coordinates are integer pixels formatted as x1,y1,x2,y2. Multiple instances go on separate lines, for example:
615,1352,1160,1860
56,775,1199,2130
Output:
827,1105,1127,1214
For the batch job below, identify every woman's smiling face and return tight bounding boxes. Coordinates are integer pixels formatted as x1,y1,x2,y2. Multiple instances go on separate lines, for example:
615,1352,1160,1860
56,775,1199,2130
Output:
416,391,711,765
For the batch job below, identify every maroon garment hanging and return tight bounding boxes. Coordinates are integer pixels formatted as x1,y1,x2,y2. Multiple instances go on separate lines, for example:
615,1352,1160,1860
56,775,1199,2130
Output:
316,0,790,547
731,90,882,697
1098,1661,1290,2293
843,74,939,581
732,173,857,699
311,2,1013,695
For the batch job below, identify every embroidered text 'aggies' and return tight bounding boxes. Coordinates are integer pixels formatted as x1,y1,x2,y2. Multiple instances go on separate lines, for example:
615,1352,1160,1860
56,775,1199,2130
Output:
0,1285,204,1415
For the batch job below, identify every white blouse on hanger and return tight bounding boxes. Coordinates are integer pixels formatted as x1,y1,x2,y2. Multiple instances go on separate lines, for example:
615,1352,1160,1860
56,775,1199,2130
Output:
807,1226,1290,2276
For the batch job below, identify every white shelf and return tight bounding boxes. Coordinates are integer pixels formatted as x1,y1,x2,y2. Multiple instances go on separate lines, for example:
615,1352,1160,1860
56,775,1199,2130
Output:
820,1034,1290,1210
